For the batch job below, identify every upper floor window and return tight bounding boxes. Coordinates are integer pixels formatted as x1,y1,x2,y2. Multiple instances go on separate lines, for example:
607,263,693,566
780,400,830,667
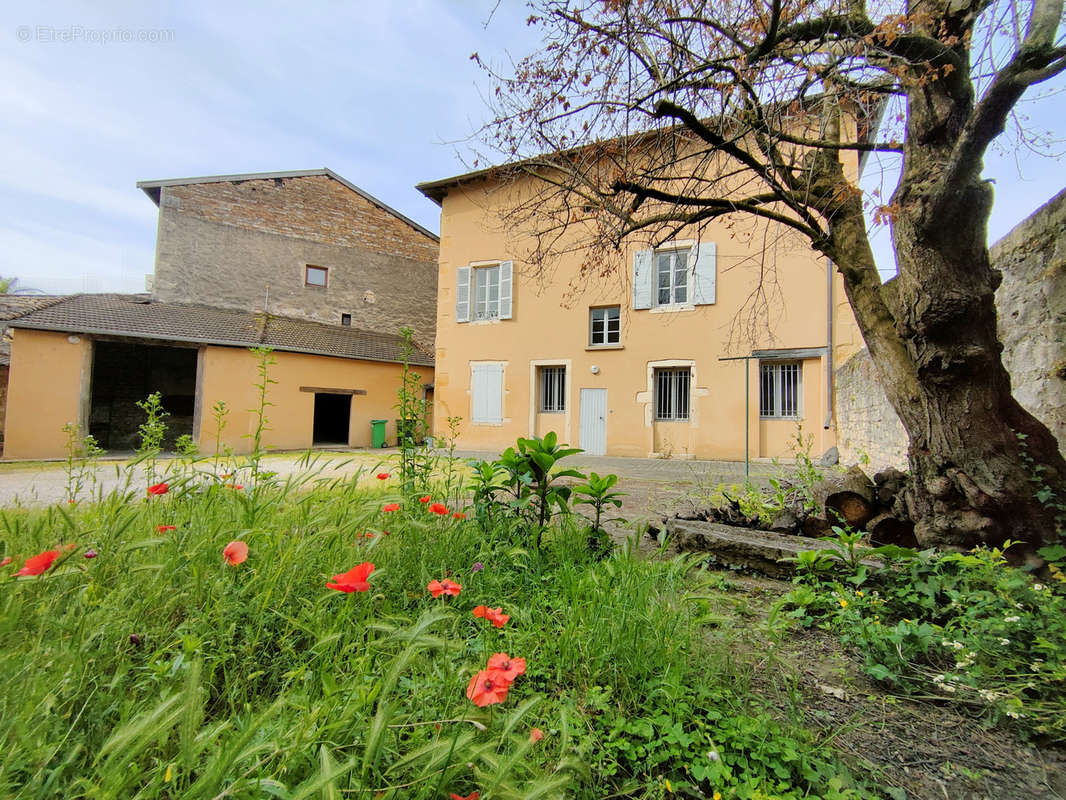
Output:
632,243,716,310
655,368,691,421
456,261,513,323
305,265,328,288
760,362,801,419
474,264,501,321
589,306,620,346
655,248,689,306
539,366,566,412
340,313,352,326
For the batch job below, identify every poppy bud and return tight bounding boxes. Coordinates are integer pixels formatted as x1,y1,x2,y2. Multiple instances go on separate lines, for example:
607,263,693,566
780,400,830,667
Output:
129,633,142,646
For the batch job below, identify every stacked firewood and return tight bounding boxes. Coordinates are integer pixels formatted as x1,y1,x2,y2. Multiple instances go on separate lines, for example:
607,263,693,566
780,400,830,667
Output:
779,465,917,547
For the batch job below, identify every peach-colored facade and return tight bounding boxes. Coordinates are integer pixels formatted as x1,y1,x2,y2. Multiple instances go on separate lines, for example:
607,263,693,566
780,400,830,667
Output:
2,328,430,459
427,176,865,460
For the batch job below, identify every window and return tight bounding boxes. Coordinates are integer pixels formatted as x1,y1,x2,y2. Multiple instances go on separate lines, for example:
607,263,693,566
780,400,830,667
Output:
655,248,689,306
760,362,801,418
305,265,328,287
589,306,620,346
539,366,566,412
473,265,501,320
471,364,504,424
655,368,690,421
340,313,351,326
456,261,512,323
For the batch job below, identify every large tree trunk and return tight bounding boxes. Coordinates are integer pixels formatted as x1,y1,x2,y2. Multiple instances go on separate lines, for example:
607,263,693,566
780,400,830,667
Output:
883,181,1066,550
823,37,1066,550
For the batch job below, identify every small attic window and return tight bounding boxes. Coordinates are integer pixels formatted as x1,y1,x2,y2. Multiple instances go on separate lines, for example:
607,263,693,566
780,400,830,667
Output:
305,265,328,288
341,313,352,326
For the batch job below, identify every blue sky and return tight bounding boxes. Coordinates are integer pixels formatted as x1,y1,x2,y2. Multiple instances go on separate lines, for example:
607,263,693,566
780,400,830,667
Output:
2,1,1062,293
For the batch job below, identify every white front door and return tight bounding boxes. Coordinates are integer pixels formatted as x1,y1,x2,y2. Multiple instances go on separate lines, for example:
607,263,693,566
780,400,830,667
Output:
579,388,607,455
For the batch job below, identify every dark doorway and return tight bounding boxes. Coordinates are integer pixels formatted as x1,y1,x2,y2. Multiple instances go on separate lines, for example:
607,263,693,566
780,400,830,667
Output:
89,341,198,450
313,393,351,445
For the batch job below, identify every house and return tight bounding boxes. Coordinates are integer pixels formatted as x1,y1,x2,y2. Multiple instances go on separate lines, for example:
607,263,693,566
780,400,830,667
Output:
3,170,437,459
416,160,866,461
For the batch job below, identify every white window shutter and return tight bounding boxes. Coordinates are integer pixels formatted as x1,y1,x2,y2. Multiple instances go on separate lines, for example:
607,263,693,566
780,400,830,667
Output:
632,249,653,309
471,364,503,424
691,242,716,305
498,260,513,319
455,267,471,322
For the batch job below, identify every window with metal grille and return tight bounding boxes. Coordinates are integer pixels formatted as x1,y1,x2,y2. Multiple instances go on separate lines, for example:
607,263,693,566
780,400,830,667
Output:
589,306,621,345
760,362,801,418
655,368,690,421
473,265,501,320
539,366,566,412
655,248,689,306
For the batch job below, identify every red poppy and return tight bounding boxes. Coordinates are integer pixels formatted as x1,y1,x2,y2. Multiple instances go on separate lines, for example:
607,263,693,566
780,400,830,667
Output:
327,561,374,592
220,473,233,479
486,652,526,684
466,669,510,707
428,578,462,598
382,503,400,512
84,549,98,559
147,482,169,496
15,549,59,577
450,793,480,800
376,473,390,480
453,512,466,520
428,502,449,515
225,484,244,490
472,605,510,628
156,525,177,533
530,727,544,742
419,495,432,503
0,556,11,568
223,541,248,565
382,530,391,536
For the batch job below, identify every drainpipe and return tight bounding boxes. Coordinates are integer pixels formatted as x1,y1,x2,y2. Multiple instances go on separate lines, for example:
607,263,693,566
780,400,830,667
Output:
824,259,834,429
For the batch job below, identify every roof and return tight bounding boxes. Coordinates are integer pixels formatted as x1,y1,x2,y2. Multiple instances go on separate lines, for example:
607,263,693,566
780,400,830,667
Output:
7,294,434,367
0,295,68,321
137,168,440,243
416,95,884,205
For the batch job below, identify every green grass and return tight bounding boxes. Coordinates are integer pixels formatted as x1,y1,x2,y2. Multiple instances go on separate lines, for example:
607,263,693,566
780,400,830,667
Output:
0,463,880,799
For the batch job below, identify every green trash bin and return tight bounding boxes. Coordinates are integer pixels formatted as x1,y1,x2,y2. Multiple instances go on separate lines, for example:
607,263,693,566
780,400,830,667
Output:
370,419,388,449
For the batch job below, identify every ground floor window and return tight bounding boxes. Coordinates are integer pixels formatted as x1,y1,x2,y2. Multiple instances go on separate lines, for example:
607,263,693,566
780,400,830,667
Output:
471,363,504,424
655,368,690,421
539,366,566,412
760,361,801,418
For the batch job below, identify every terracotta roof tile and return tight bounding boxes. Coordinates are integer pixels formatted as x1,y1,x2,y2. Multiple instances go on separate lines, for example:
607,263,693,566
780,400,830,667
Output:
8,294,432,366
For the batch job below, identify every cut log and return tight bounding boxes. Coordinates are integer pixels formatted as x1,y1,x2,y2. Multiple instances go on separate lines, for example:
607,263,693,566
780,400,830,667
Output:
802,515,832,538
770,508,800,534
867,513,919,548
814,465,877,529
874,467,908,506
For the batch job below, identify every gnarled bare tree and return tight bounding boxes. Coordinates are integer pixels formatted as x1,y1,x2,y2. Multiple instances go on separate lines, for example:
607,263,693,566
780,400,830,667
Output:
471,0,1066,550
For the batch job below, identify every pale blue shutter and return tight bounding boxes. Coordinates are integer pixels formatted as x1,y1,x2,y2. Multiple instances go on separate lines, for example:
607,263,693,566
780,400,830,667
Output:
691,242,716,305
472,364,503,423
498,260,513,319
455,266,471,322
632,249,653,309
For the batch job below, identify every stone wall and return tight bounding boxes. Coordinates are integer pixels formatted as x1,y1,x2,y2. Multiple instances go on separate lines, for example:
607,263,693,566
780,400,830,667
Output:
990,186,1066,453
152,175,439,349
835,187,1066,469
834,347,909,470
